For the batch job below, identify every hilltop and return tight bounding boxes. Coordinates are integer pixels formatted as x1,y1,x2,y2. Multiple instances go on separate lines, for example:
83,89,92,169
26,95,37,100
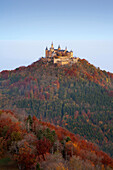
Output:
0,57,113,158
0,110,113,169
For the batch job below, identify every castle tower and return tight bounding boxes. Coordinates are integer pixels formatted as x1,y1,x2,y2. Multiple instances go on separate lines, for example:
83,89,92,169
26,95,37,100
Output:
58,45,61,50
50,42,54,53
70,50,73,58
65,47,67,51
45,47,48,57
51,42,54,49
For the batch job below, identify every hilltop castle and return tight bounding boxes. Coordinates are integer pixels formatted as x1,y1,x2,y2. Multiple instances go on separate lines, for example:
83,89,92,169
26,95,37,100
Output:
45,43,79,65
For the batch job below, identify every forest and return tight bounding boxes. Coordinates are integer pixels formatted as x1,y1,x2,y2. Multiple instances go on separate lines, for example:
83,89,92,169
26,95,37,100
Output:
0,58,113,158
0,110,113,170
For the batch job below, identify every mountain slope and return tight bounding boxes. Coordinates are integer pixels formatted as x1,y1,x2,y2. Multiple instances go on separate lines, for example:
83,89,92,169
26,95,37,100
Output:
0,110,113,169
0,57,113,157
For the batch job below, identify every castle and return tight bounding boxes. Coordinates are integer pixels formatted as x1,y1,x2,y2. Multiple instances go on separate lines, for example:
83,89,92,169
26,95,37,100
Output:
45,42,79,65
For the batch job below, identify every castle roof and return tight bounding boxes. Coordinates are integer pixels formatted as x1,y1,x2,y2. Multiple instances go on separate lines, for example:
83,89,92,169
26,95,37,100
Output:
59,50,66,52
58,45,60,48
46,44,73,53
48,49,69,52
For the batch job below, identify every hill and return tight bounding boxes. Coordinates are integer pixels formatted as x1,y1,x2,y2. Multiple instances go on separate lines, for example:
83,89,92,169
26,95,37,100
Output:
0,110,113,169
0,57,113,157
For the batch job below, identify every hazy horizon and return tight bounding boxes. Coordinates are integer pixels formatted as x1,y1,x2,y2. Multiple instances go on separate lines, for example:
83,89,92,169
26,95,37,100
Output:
0,40,113,73
0,0,113,72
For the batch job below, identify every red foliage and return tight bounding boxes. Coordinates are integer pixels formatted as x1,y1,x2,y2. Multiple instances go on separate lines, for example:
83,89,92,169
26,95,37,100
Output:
1,70,9,79
108,90,113,97
107,72,113,79
64,67,77,77
0,137,7,158
0,110,25,143
14,142,36,169
36,137,52,160
1,111,113,169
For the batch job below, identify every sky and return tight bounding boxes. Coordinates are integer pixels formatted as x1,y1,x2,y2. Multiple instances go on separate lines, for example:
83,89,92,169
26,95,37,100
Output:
0,0,113,72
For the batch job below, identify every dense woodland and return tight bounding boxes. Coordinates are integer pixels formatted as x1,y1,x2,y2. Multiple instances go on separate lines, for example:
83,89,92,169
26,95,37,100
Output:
0,110,113,169
0,58,113,159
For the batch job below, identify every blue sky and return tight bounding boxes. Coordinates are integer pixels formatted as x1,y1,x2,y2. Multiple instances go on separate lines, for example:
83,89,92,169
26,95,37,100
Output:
0,0,113,72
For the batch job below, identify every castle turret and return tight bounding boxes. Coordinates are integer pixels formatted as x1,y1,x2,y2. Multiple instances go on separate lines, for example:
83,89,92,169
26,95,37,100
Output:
45,47,48,57
51,42,54,49
65,46,67,51
50,42,54,53
58,45,61,50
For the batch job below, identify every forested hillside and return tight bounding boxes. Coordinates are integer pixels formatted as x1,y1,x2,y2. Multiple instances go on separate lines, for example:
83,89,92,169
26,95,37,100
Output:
0,57,113,157
0,110,113,169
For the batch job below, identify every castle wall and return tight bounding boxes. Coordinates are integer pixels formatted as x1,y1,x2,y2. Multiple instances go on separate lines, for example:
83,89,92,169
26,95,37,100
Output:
53,56,79,65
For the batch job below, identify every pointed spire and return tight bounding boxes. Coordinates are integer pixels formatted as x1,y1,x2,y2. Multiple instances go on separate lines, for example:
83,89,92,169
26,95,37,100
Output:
51,42,53,48
46,46,48,50
58,45,60,48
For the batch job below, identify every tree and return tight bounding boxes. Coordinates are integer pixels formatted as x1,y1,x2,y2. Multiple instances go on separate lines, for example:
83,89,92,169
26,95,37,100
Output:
0,137,7,158
36,137,52,160
14,141,36,169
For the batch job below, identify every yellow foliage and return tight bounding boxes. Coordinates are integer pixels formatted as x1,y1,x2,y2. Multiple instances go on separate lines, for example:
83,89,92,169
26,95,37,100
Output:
102,164,105,170
99,121,103,124
73,143,78,148
56,163,68,170
106,78,109,83
11,131,22,141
